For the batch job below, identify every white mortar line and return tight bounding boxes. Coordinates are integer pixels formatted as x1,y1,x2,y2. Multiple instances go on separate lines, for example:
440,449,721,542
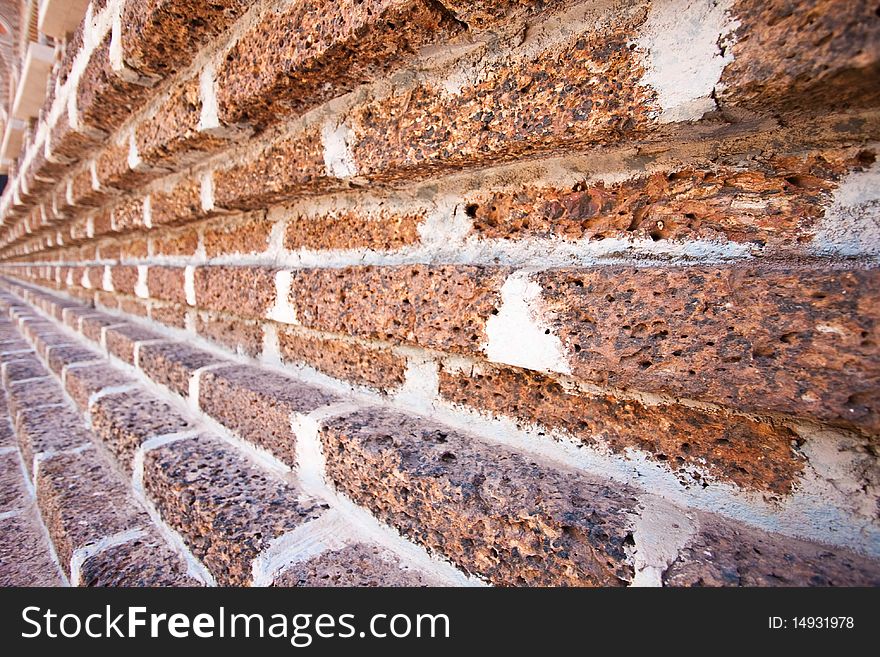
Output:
70,528,148,587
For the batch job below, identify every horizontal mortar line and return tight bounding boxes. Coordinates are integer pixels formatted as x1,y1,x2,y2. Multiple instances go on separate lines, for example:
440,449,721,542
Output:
69,527,149,587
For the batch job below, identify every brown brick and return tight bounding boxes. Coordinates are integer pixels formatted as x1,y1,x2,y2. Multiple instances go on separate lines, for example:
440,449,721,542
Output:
198,364,338,465
104,324,166,364
76,38,151,134
284,207,423,251
95,291,119,310
137,342,228,396
193,265,276,316
274,543,442,587
15,404,94,477
112,197,146,232
81,313,125,344
536,265,880,433
36,450,149,575
278,328,407,391
439,363,802,494
92,210,114,238
719,0,880,115
119,297,150,317
147,266,186,304
150,302,189,330
46,344,103,376
149,177,204,227
213,127,340,211
195,312,262,358
95,139,162,193
665,513,880,586
0,509,64,586
289,265,507,353
69,165,110,208
49,112,99,161
143,434,325,585
215,0,462,129
137,78,228,167
320,406,638,586
120,1,255,78
90,389,194,471
64,363,135,411
110,265,139,295
203,213,272,257
152,226,199,257
121,237,150,260
466,150,869,247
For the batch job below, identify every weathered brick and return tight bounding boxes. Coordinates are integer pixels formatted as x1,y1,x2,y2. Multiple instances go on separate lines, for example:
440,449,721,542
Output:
320,407,638,586
90,389,194,471
289,265,507,353
0,509,64,586
49,112,99,161
120,1,255,78
664,513,880,586
146,266,187,305
119,297,150,317
152,226,199,257
143,434,325,585
46,344,103,375
64,363,135,411
278,328,407,391
149,177,204,227
110,265,139,295
104,324,166,364
3,356,50,383
15,404,94,477
150,302,189,330
203,212,272,257
7,378,68,416
137,342,228,396
284,207,423,251
81,313,125,344
536,265,880,433
439,362,802,493
215,0,462,129
198,364,338,464
0,452,28,513
121,237,150,260
193,265,277,316
112,197,147,232
195,312,262,358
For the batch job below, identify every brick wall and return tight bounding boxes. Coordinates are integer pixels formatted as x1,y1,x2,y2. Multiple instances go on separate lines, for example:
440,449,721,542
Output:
0,0,878,586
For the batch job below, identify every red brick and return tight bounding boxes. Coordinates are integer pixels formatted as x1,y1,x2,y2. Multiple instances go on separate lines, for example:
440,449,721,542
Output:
110,265,139,295
149,177,204,227
146,266,186,305
203,212,272,257
284,206,423,251
137,342,228,397
193,265,276,316
152,226,199,257
104,324,166,364
195,312,262,358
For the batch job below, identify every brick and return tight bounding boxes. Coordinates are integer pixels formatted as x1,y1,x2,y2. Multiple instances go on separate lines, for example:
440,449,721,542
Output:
150,302,189,329
36,450,149,574
2,356,50,383
198,365,338,464
119,297,150,317
0,509,64,586
81,313,125,343
7,378,68,416
78,527,202,586
149,178,204,227
49,112,99,161
215,0,462,129
137,342,228,396
120,1,255,78
90,389,194,472
274,543,442,587
121,237,150,260
69,166,108,208
193,265,277,316
664,513,880,586
143,434,325,585
536,265,880,433
203,213,272,257
46,344,103,375
465,149,869,247
195,312,262,358
136,78,228,167
75,38,151,134
213,127,340,211
320,407,638,585
95,291,120,310
439,362,802,494
112,197,147,232
110,265,139,295
15,404,94,478
104,324,166,364
152,226,199,257
289,265,507,353
0,452,28,513
278,328,407,391
147,266,187,305
95,139,162,193
284,207,423,251
64,363,135,411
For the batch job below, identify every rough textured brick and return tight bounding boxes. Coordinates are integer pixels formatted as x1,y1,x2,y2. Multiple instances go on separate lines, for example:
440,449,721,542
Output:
110,265,139,296
137,342,227,396
289,265,507,353
665,513,880,586
104,324,166,364
121,1,255,78
274,543,442,587
46,345,102,375
0,452,28,513
321,407,639,586
150,178,204,227
143,435,326,585
49,112,99,161
439,362,802,493
0,509,64,586
152,226,200,257
90,389,194,472
147,266,187,305
284,207,423,251
215,0,462,129
203,213,273,257
76,38,150,133
3,356,50,383
278,328,407,391
194,265,277,316
7,378,68,415
195,312,262,357
198,365,338,464
64,363,135,411
112,197,147,232
536,266,880,433
81,314,125,344
15,404,94,478
150,302,189,330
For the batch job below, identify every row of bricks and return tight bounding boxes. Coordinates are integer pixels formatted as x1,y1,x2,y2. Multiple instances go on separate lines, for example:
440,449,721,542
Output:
0,295,448,586
3,143,878,261
5,0,879,251
4,258,878,437
3,0,552,232
4,282,880,585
